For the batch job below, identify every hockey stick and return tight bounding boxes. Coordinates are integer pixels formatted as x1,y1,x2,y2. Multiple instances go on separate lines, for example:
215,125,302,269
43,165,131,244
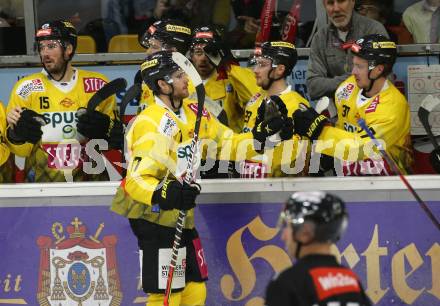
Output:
315,96,329,114
418,95,440,150
87,77,127,112
119,82,142,175
358,118,440,231
163,52,205,306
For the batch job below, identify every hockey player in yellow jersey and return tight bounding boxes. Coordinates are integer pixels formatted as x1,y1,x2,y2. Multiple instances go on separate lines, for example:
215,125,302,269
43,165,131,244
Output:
292,34,413,175
189,25,259,132
5,20,117,182
0,103,13,183
241,41,310,178
189,25,261,178
110,51,287,306
136,19,192,112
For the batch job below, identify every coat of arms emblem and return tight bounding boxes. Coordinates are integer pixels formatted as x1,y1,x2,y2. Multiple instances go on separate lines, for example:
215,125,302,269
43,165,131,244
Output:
36,217,122,305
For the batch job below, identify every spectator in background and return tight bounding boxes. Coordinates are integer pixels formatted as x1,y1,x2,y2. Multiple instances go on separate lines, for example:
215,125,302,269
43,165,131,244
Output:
306,0,388,106
402,0,440,43
355,0,399,43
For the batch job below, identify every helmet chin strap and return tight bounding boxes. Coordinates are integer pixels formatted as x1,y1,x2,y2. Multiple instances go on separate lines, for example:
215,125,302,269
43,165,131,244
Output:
364,62,383,96
262,66,284,91
161,81,183,110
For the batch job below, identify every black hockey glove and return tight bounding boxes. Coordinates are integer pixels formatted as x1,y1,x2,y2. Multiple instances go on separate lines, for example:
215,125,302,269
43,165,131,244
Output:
153,179,201,211
108,119,124,150
430,148,440,174
252,116,285,144
203,40,235,68
77,108,110,140
256,96,292,141
8,109,45,144
292,104,328,140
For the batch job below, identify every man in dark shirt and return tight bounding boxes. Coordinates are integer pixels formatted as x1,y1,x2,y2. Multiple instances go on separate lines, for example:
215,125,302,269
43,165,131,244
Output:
265,191,371,306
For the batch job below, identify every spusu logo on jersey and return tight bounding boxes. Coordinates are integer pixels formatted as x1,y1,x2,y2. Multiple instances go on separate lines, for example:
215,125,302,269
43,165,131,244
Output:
83,77,106,93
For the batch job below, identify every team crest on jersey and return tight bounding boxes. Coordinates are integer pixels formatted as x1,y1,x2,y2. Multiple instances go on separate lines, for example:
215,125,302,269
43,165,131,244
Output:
83,78,106,93
336,83,355,101
16,78,45,99
226,84,233,93
188,103,210,118
365,96,380,113
36,217,122,306
246,93,261,107
159,112,178,137
59,98,76,108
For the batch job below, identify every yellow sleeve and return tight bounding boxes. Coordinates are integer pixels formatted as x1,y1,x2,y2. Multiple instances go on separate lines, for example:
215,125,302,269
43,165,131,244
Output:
0,103,10,166
5,78,35,157
317,103,408,162
227,65,260,108
205,115,257,161
123,111,176,206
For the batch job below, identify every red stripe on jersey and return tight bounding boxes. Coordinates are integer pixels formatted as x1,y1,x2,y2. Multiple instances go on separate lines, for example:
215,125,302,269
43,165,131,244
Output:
309,267,361,301
188,103,210,118
365,96,380,113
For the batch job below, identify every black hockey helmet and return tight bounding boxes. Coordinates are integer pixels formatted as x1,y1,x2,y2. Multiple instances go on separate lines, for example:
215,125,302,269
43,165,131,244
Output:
279,191,348,243
251,41,298,76
140,51,180,94
190,25,222,48
35,20,78,59
350,34,397,67
140,19,191,54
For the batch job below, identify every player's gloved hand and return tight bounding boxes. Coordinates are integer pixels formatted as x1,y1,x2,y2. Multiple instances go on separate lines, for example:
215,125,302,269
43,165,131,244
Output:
252,115,285,144
77,108,110,140
8,109,45,144
430,148,440,174
108,119,124,150
292,103,328,140
153,179,201,211
256,96,292,141
203,40,235,68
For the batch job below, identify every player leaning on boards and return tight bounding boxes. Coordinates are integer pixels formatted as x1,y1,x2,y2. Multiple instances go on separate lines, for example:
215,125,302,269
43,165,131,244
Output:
240,41,310,178
0,103,13,183
291,34,413,176
265,191,371,306
5,20,117,182
110,51,287,306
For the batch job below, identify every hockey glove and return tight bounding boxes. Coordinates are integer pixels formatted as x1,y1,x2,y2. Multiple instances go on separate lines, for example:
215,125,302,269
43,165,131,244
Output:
430,148,440,174
77,108,111,140
8,109,45,144
292,104,328,140
252,116,285,144
108,119,124,150
153,179,201,211
203,40,235,68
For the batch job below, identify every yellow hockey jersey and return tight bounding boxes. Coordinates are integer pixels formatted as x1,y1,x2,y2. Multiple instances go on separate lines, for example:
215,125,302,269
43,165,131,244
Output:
317,75,413,175
0,103,13,183
139,64,259,133
241,87,310,177
111,97,255,229
6,69,116,182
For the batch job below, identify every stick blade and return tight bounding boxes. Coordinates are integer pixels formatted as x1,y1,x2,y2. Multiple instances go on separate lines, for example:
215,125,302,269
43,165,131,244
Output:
420,95,440,112
315,96,329,114
87,77,127,112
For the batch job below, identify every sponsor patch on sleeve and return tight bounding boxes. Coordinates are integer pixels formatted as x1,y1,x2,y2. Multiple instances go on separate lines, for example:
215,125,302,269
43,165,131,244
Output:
83,77,107,93
16,78,45,99
309,267,361,301
336,83,355,101
158,112,178,137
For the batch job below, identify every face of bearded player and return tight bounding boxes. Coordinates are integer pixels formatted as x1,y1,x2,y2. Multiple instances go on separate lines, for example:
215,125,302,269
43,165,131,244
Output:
190,44,215,80
38,39,72,77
